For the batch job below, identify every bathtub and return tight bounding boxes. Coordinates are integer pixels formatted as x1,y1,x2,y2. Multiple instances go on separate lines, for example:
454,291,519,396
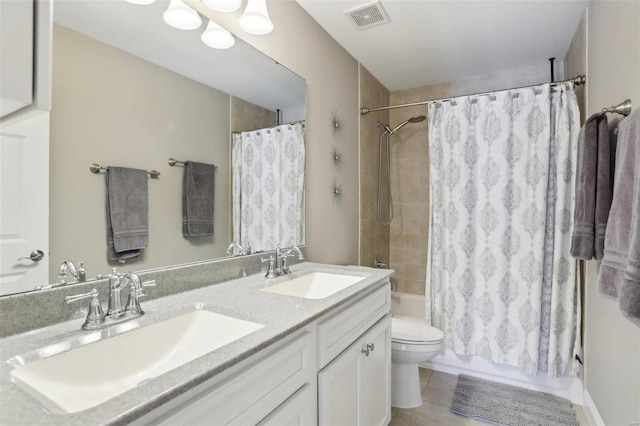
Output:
390,291,584,404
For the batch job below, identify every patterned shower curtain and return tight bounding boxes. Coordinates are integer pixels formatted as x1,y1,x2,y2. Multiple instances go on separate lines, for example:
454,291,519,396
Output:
231,122,305,252
427,83,581,377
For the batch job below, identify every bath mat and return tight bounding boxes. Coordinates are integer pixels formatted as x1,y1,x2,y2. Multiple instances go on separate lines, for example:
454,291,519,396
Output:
450,374,578,426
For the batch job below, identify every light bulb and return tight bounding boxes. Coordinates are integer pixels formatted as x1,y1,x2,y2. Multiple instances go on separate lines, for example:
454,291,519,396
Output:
239,0,273,35
202,0,242,13
163,0,202,30
201,20,235,49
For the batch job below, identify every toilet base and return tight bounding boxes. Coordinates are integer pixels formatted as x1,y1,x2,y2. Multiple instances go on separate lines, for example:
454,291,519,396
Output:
391,362,423,408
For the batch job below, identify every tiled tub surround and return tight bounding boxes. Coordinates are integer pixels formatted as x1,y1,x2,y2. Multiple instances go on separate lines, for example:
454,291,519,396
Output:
0,261,393,425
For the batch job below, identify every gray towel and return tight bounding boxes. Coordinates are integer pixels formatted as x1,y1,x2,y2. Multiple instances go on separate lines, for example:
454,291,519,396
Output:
571,113,612,260
599,107,640,325
107,167,149,262
183,161,215,237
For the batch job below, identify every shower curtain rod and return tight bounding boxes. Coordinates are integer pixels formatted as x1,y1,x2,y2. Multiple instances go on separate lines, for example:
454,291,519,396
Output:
360,75,586,115
231,120,306,135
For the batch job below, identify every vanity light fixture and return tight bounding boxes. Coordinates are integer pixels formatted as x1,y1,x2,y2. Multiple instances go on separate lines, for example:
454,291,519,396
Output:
163,0,203,30
124,0,157,4
202,0,242,13
201,20,235,49
239,0,273,35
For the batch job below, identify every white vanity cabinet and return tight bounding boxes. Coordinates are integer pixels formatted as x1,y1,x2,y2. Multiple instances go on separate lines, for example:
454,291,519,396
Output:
134,281,391,426
317,285,392,426
136,327,317,426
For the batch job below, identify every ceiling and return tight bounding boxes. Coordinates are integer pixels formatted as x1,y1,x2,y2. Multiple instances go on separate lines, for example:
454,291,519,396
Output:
296,0,589,92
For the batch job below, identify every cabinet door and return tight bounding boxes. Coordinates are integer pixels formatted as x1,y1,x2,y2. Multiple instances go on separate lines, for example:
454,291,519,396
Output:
0,0,34,117
358,315,391,426
318,343,359,426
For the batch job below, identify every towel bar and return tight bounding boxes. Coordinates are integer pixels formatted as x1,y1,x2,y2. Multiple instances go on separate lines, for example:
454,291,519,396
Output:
168,158,217,170
602,99,632,116
89,163,160,178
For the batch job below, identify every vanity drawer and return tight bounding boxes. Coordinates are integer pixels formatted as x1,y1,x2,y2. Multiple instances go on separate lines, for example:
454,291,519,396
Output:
317,283,390,368
150,328,315,426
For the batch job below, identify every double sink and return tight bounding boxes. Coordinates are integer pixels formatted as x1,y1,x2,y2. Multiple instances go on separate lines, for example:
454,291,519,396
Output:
9,271,365,414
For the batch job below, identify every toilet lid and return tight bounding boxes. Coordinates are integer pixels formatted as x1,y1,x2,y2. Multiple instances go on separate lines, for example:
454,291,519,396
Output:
392,316,444,343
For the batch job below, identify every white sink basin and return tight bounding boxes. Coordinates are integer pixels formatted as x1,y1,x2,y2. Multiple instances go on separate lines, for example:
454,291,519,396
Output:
259,272,364,299
10,310,263,413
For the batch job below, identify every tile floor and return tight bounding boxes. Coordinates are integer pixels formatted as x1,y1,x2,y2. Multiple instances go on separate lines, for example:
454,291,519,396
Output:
389,368,589,426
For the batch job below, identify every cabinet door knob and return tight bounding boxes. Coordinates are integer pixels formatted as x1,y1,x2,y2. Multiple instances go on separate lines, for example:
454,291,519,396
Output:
367,343,375,352
361,347,370,357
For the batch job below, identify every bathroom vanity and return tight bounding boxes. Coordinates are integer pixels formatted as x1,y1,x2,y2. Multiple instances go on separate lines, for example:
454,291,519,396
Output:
0,262,392,425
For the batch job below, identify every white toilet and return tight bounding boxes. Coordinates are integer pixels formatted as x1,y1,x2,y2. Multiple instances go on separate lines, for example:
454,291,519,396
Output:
391,316,445,408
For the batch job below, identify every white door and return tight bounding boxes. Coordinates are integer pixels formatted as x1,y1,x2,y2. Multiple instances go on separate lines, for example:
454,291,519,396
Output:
358,315,392,426
0,111,50,294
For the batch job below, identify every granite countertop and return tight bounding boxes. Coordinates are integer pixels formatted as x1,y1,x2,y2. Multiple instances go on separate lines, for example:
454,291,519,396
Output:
0,262,393,426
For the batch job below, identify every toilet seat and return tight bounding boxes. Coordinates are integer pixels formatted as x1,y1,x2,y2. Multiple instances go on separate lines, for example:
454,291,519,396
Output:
391,316,444,344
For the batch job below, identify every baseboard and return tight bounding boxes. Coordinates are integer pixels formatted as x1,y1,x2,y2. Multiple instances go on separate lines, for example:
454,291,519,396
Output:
422,349,584,404
582,390,606,426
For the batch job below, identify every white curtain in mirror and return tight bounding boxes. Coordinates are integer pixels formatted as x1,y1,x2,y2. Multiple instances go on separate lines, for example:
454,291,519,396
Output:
232,122,305,252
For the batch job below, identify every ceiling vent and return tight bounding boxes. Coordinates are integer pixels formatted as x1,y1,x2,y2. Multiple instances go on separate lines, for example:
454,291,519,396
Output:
345,1,390,31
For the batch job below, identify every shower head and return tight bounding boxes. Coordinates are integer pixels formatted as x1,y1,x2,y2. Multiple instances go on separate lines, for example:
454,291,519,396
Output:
388,115,426,134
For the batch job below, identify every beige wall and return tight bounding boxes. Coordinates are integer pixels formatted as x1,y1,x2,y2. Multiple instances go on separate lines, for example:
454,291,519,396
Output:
564,11,587,122
583,2,640,424
230,97,276,133
50,25,231,281
359,65,390,268
187,0,360,266
386,64,551,295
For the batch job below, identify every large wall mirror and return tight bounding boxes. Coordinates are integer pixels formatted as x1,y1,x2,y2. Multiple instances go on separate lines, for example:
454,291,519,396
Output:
4,0,305,296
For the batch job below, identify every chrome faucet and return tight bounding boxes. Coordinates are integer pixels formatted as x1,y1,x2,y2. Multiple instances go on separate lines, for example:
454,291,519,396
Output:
106,268,125,318
66,268,156,330
58,260,87,283
226,241,252,256
278,245,304,275
262,245,305,278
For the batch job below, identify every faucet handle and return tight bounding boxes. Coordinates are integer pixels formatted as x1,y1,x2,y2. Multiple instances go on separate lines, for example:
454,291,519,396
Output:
280,250,297,275
125,280,155,315
131,280,156,296
261,256,277,278
142,280,156,288
65,288,105,330
65,288,99,304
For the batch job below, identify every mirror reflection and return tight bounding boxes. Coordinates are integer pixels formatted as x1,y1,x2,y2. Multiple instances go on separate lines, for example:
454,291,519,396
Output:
8,0,305,295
